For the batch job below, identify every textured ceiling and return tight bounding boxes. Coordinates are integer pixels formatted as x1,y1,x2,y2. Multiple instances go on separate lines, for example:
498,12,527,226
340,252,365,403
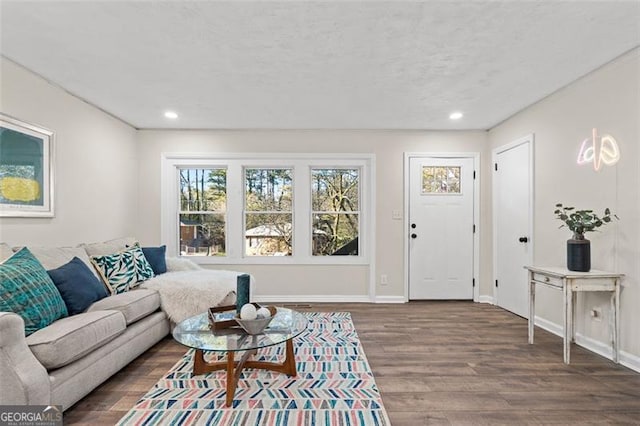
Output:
1,1,639,130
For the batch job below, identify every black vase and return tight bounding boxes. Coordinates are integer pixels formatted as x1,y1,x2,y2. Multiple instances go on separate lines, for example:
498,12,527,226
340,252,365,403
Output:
567,237,590,272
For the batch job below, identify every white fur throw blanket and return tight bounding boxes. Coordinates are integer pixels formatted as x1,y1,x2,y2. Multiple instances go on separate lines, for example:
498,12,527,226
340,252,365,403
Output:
141,263,247,323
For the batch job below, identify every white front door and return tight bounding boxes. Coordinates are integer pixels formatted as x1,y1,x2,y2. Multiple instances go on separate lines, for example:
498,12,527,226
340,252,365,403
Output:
493,136,534,317
409,156,475,299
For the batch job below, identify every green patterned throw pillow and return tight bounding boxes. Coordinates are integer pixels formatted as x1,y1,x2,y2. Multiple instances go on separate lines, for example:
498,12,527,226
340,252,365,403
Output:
0,248,68,335
91,244,154,294
130,244,155,284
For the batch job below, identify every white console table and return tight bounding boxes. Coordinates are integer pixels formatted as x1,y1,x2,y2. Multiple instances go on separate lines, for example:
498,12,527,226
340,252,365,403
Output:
525,266,623,364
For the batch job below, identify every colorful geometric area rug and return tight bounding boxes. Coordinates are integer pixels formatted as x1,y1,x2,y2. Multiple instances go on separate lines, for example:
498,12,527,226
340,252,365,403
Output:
117,312,390,425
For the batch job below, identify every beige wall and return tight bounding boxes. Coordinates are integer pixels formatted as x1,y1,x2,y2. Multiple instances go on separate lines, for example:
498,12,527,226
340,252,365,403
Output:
0,58,138,246
136,130,490,299
488,49,640,360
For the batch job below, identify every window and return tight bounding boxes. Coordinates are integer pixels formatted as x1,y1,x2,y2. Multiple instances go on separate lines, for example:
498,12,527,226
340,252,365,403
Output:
311,169,359,256
244,168,293,256
178,168,227,256
162,155,372,265
422,166,461,194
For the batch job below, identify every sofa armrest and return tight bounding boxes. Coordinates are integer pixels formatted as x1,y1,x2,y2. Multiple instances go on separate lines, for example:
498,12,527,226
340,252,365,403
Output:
0,312,50,405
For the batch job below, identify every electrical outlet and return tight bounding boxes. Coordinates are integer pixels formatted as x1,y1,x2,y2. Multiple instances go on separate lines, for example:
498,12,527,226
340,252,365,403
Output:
380,274,388,285
392,210,402,220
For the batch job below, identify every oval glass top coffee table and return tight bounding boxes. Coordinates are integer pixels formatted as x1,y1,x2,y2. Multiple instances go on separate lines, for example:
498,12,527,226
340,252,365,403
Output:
173,307,308,406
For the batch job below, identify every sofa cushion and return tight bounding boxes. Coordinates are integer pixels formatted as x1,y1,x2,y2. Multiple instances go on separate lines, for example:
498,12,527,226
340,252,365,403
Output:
26,310,126,370
24,246,102,281
81,237,138,257
142,245,167,275
91,245,154,294
0,248,68,336
47,257,109,315
86,289,160,325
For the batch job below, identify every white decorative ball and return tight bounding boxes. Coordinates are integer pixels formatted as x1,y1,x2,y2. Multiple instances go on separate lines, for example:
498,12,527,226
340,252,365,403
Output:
240,303,257,320
256,307,271,319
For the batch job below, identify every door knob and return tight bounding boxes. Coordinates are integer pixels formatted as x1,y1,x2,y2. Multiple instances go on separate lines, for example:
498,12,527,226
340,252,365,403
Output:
411,233,417,239
518,236,528,243
411,223,417,229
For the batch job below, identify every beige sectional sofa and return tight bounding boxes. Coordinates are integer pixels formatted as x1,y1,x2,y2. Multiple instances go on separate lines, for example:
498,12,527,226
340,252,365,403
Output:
0,238,235,410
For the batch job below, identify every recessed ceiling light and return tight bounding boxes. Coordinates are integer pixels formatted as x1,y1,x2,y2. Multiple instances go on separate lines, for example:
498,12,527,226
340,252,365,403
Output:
164,111,178,119
449,111,463,120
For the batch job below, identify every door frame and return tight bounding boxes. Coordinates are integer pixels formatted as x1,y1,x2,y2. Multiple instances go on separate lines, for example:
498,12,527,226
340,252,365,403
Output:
403,152,480,302
492,134,535,305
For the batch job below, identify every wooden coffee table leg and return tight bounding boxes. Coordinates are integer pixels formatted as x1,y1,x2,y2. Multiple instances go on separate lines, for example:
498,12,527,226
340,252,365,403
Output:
283,338,297,376
193,338,298,407
225,351,235,407
192,349,208,376
240,338,297,376
226,349,257,406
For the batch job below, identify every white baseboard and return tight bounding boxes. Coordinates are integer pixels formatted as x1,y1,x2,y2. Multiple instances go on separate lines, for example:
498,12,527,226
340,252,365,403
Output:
253,295,371,304
574,333,613,360
619,350,640,373
478,295,494,304
533,315,563,336
534,315,640,373
374,296,406,304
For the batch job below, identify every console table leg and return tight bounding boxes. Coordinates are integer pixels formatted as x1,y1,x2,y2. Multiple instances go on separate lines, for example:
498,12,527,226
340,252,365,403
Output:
528,273,535,344
571,289,577,343
563,280,572,364
612,281,620,363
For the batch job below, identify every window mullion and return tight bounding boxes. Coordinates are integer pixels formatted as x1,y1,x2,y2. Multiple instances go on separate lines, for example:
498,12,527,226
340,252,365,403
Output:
226,161,243,259
294,164,310,259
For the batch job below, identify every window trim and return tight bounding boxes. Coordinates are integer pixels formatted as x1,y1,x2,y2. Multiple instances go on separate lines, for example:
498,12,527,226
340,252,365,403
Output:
161,153,373,265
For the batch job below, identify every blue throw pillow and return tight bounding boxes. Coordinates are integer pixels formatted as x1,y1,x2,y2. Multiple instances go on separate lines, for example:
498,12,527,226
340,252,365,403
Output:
47,257,109,315
0,247,68,335
142,245,167,275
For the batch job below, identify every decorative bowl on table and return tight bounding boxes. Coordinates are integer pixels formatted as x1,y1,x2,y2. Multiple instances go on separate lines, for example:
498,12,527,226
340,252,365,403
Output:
235,315,273,335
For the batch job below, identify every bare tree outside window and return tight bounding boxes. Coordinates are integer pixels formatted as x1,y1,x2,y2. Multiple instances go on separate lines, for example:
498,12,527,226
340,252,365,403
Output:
311,169,360,256
179,168,227,256
244,168,293,256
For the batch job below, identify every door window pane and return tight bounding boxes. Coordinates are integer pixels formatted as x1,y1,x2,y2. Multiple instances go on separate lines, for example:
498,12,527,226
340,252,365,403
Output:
311,169,359,256
179,168,227,256
422,166,461,194
244,169,293,256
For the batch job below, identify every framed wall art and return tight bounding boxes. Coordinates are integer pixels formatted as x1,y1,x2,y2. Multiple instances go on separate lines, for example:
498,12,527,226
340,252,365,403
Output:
0,113,55,217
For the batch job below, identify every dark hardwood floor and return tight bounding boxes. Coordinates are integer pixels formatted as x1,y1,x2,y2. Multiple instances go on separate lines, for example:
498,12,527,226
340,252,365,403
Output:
64,302,640,425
